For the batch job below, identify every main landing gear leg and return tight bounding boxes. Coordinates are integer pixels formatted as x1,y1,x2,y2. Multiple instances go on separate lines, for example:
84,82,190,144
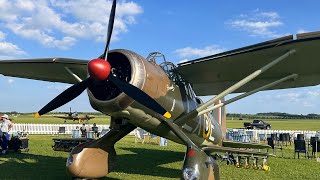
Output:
253,157,259,170
182,146,220,180
66,121,136,179
235,156,242,168
244,156,250,169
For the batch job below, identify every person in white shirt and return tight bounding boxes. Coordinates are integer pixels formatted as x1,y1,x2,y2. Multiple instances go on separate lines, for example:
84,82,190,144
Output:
1,114,13,154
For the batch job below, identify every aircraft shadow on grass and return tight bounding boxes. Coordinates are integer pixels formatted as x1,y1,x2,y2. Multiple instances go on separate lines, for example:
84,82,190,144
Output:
0,148,183,179
112,147,184,179
0,153,71,179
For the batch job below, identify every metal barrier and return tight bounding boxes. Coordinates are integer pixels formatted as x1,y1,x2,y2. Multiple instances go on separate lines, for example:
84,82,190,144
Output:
226,128,319,142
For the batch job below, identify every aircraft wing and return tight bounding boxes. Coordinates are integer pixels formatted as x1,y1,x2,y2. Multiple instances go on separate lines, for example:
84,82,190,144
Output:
201,145,272,156
79,116,95,120
177,31,320,95
0,58,88,84
53,115,71,119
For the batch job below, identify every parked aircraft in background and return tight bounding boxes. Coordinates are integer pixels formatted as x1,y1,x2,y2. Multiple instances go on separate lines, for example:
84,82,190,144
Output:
1,0,320,179
53,107,95,123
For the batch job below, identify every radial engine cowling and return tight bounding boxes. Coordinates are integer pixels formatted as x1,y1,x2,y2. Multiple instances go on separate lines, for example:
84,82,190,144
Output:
87,49,171,115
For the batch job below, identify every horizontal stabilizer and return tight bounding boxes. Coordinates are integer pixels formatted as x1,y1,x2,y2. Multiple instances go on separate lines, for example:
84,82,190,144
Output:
202,145,273,156
223,141,271,149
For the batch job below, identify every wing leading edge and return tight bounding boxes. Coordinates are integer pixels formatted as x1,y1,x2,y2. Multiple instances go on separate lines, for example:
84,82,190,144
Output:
0,58,89,84
177,31,320,95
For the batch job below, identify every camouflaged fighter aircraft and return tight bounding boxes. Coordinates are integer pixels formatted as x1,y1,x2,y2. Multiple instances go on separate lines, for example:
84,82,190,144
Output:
1,0,320,179
53,107,95,123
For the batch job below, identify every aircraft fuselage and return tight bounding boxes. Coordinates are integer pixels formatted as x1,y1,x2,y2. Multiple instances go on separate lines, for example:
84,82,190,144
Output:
87,49,223,147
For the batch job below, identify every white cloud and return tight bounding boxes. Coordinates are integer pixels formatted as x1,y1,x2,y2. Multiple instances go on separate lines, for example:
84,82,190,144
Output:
0,30,26,59
175,45,225,58
15,0,36,11
260,12,280,19
0,0,143,49
302,101,313,107
6,23,77,49
178,59,189,64
272,87,320,108
0,31,6,41
47,84,71,91
0,42,25,55
0,1,18,21
308,91,320,97
7,78,14,84
276,92,302,102
228,10,284,38
297,29,308,34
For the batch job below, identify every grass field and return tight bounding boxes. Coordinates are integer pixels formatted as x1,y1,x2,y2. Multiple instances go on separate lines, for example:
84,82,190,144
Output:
227,119,320,130
0,135,320,180
10,115,110,125
1,116,319,179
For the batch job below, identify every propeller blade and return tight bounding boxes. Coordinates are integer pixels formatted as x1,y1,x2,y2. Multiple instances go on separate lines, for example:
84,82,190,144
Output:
34,1,117,118
108,75,171,118
35,78,93,117
102,0,117,60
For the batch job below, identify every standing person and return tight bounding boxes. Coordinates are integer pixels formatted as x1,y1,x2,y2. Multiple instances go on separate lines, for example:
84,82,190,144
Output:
92,123,99,138
1,114,13,154
80,124,87,138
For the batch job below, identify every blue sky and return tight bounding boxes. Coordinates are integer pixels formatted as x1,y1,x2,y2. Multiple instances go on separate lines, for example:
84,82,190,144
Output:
0,0,320,114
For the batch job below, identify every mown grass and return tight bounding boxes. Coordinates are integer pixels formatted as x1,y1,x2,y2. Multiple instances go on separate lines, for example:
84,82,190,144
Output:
0,135,320,179
11,115,110,125
227,119,320,131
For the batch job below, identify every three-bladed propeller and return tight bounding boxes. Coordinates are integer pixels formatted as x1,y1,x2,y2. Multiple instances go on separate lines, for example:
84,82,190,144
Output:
35,0,171,119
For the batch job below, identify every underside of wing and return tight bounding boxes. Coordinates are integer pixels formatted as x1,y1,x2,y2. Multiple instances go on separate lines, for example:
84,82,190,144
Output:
202,145,272,156
0,58,89,84
177,31,320,95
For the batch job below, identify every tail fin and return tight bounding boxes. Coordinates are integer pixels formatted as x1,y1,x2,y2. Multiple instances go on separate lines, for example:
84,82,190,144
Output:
212,98,227,137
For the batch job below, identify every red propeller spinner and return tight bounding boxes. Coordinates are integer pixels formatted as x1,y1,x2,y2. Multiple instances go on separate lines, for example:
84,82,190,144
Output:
88,59,111,81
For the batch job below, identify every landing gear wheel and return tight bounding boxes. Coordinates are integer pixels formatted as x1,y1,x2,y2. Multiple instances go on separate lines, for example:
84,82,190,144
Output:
263,165,270,171
235,156,242,168
262,158,270,171
236,163,241,168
